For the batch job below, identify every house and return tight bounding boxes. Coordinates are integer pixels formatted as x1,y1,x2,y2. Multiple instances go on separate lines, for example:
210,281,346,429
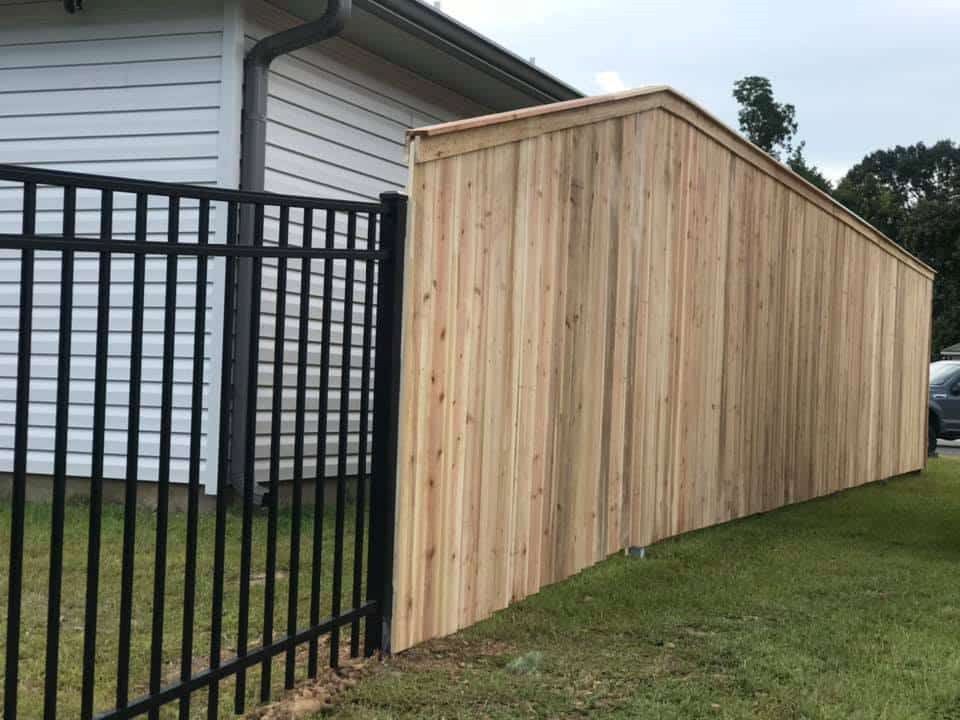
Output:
0,0,581,497
941,343,960,360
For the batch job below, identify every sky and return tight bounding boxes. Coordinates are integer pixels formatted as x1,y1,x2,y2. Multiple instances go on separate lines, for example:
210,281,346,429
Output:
433,0,960,183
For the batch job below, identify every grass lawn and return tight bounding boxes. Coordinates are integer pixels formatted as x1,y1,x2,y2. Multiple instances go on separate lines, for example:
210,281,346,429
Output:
0,493,366,719
328,458,960,720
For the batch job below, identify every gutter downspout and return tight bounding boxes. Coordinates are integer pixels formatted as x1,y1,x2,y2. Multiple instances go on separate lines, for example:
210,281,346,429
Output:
231,0,352,490
240,0,352,194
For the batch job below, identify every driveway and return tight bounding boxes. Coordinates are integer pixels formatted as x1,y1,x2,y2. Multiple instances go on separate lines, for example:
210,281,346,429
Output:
938,439,960,456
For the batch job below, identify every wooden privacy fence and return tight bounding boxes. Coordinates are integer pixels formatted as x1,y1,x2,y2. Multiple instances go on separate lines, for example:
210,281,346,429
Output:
390,87,934,652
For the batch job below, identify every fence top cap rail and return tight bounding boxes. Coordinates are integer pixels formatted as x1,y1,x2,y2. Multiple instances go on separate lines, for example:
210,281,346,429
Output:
407,85,935,279
408,85,673,139
0,164,383,214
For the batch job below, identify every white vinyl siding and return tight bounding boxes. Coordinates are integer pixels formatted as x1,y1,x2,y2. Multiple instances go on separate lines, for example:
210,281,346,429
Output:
244,0,488,483
0,0,226,487
0,0,536,492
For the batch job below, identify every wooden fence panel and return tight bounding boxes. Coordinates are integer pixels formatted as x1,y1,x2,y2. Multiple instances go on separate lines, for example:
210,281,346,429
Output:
392,88,934,652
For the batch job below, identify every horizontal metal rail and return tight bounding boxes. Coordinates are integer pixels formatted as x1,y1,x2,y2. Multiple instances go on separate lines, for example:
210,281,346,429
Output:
94,603,378,720
0,164,382,213
0,232,391,260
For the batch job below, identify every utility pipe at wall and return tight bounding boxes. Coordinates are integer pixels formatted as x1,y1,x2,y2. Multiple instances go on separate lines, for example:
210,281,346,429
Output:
231,0,352,490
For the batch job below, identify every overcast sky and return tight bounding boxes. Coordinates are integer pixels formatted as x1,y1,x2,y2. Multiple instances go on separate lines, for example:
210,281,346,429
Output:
436,0,960,183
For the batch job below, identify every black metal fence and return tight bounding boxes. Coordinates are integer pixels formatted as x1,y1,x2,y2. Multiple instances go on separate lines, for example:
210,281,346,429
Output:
0,165,405,719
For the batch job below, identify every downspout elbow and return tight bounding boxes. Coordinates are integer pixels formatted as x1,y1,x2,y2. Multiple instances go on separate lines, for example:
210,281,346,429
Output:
246,0,351,69
241,0,352,192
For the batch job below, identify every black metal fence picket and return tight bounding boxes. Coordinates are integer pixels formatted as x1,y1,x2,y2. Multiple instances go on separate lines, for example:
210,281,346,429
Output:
0,164,404,719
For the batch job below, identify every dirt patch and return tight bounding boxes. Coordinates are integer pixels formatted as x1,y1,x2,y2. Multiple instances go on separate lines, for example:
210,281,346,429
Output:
681,625,718,638
238,635,517,717
251,571,290,586
379,637,515,673
246,656,375,719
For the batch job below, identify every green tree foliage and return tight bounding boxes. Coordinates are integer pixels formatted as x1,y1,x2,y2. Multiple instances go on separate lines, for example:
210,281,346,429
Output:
732,76,833,193
787,143,834,194
732,76,798,159
835,141,960,355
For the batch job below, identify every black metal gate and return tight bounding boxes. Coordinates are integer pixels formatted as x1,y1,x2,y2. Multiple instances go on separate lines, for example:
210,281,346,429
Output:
0,165,405,719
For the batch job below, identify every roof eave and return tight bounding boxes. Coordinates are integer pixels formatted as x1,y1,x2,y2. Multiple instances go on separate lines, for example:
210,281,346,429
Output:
352,0,582,104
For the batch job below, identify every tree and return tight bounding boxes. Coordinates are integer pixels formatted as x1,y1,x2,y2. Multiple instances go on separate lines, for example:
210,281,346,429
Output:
787,143,834,194
732,76,798,160
902,199,960,355
732,76,832,193
834,141,960,237
835,140,960,354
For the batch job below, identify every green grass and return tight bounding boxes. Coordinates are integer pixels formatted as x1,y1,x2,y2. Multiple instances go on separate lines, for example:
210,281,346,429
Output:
329,458,960,720
0,494,366,719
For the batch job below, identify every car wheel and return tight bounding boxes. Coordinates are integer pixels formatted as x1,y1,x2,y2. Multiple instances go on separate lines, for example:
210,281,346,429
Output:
929,419,938,456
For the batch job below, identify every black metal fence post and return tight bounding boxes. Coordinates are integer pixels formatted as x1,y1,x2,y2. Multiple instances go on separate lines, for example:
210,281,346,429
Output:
4,179,36,720
208,202,239,720
364,191,407,656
